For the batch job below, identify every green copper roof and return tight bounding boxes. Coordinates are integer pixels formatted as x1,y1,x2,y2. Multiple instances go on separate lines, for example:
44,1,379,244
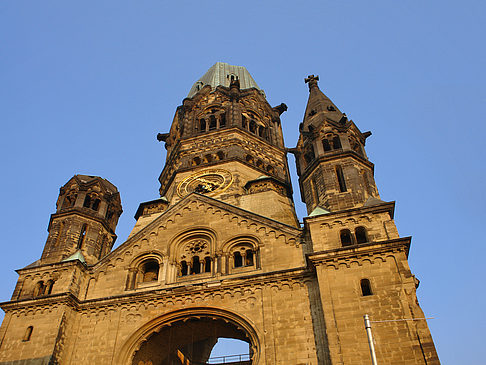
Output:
62,250,86,264
309,206,331,217
188,62,262,98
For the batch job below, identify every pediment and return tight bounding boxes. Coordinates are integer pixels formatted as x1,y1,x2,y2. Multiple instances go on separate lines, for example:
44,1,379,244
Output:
94,193,302,270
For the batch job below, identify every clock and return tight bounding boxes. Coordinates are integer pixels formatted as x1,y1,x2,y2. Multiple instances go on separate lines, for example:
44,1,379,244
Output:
177,169,233,197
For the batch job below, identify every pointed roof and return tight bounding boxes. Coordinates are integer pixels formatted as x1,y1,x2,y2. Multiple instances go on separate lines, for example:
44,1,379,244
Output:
187,62,262,97
62,250,86,264
302,75,346,131
309,206,331,217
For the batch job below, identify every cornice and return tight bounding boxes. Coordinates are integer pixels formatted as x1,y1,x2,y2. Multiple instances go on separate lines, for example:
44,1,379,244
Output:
307,237,411,266
1,267,313,313
303,201,396,222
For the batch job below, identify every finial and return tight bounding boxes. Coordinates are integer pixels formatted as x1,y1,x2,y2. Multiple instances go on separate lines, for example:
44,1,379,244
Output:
305,75,319,90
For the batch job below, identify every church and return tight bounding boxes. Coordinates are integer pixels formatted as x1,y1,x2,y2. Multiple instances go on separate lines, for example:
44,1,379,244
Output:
0,63,440,364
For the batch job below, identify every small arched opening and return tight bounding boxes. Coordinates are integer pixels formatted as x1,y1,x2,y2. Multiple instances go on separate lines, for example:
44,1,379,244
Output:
340,229,353,247
355,226,368,244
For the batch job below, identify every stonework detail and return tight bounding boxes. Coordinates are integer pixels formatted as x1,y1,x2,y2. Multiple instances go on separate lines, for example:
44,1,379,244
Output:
0,63,439,365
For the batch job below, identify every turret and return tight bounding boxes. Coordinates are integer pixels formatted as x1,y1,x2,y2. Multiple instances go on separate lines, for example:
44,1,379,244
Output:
40,175,122,265
294,75,380,214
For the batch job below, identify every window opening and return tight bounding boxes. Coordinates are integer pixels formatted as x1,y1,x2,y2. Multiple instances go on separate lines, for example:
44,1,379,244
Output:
142,260,159,282
220,114,226,127
245,250,254,266
204,257,211,273
336,165,347,192
340,229,353,246
192,256,201,274
45,280,54,295
332,136,342,149
216,151,224,160
209,115,217,130
77,224,87,249
83,195,91,208
355,226,368,244
180,261,188,276
361,279,373,296
234,251,243,268
322,139,332,152
23,326,33,342
200,119,206,133
92,199,100,211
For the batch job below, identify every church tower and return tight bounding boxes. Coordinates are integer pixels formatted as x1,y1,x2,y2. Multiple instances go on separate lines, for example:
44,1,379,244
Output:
155,62,298,227
41,175,122,266
294,75,378,215
0,64,439,365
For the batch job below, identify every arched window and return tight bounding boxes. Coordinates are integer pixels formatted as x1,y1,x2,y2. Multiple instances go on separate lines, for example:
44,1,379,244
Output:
203,154,212,163
256,160,264,169
192,256,201,274
266,165,275,174
83,194,91,208
249,120,257,134
245,155,254,164
216,151,225,161
62,191,77,209
45,280,54,295
199,119,206,133
23,326,33,342
322,139,332,152
141,260,159,282
77,224,87,249
245,250,254,266
92,199,100,211
233,251,243,268
332,136,342,149
192,157,201,166
355,226,368,244
204,257,211,273
33,281,45,297
220,113,226,128
340,229,353,247
180,261,188,276
361,279,373,296
209,115,217,130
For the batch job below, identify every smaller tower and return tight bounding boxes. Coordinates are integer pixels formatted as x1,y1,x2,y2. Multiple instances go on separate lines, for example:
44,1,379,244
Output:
40,175,122,265
294,75,379,214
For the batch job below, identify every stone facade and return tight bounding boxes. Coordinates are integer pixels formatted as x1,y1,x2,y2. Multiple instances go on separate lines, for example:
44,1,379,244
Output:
0,63,440,364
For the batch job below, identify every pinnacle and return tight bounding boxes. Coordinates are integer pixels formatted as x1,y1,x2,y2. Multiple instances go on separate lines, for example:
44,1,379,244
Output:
302,75,346,130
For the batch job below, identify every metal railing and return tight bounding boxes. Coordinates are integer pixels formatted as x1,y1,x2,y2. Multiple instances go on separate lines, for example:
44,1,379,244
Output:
206,353,251,364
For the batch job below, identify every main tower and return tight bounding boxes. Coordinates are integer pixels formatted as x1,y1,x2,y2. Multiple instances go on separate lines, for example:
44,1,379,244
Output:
0,63,439,365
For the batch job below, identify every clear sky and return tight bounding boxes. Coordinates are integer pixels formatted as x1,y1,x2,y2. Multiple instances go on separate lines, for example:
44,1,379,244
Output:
1,1,484,363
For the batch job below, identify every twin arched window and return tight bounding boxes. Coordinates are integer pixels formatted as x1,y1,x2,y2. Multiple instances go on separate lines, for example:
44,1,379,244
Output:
83,193,101,211
340,227,369,247
33,279,54,297
322,134,342,152
198,109,226,133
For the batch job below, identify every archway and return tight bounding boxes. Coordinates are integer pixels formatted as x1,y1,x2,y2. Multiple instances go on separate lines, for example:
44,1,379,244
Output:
118,308,259,365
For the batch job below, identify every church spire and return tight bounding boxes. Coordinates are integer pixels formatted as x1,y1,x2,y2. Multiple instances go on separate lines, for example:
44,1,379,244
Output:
294,75,379,214
302,75,346,132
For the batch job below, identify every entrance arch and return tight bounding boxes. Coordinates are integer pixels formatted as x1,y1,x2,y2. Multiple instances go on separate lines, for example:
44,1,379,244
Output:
116,307,260,365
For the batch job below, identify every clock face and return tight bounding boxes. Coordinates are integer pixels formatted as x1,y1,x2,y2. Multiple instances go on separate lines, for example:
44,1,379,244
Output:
177,169,233,197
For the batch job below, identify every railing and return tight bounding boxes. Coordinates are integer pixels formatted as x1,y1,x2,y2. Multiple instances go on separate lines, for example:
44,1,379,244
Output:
206,353,251,364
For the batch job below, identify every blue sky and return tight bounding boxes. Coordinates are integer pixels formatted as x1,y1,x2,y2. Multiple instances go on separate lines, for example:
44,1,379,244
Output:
0,1,485,363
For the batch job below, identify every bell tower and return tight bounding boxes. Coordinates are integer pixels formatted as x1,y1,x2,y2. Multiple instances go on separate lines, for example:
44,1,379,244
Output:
40,175,122,265
294,75,379,215
156,62,298,227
